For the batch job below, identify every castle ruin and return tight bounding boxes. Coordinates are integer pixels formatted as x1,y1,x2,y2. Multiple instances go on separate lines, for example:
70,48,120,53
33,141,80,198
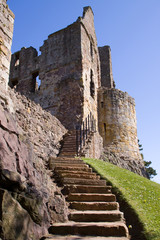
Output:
0,2,149,239
9,6,144,175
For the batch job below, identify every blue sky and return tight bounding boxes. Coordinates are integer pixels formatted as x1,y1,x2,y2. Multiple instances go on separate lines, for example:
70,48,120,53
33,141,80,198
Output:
8,0,160,183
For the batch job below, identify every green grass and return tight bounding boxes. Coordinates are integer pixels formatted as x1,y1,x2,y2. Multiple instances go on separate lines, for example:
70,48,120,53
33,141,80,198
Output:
83,158,160,240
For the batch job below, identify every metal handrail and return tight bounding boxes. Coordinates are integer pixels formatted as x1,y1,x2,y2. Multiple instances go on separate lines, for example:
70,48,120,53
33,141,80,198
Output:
76,112,96,156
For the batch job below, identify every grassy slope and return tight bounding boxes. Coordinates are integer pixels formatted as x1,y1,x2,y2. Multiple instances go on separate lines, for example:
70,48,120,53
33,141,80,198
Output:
83,158,160,240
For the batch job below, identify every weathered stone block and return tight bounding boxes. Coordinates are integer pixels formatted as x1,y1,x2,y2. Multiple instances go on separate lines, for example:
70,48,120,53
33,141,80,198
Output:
0,189,47,240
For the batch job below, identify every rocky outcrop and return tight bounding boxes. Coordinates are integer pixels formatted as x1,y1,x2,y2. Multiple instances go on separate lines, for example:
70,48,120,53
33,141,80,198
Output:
0,88,68,240
101,149,147,178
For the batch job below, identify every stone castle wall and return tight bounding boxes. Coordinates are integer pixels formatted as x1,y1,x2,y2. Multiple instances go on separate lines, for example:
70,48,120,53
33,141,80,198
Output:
80,7,101,127
38,22,83,130
0,0,14,90
9,6,145,176
9,23,83,130
9,7,101,130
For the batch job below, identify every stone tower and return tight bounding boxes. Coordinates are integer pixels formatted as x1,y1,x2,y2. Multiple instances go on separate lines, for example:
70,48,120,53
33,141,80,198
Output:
9,6,145,175
0,0,14,90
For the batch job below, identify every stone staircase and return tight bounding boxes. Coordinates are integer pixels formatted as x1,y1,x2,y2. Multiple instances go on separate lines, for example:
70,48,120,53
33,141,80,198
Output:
42,157,129,239
59,131,77,157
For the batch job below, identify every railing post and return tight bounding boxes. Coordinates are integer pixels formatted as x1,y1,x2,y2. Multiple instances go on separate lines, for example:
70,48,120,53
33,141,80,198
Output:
85,118,88,139
80,125,82,151
91,115,94,132
94,119,96,132
82,121,85,146
88,114,90,132
76,125,79,156
75,112,97,156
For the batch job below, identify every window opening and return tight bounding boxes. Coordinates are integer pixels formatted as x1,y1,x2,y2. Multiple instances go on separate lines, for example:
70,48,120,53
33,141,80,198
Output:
90,69,95,98
90,41,93,59
101,102,104,108
32,72,41,92
14,53,20,67
104,123,106,133
10,78,18,88
36,75,41,90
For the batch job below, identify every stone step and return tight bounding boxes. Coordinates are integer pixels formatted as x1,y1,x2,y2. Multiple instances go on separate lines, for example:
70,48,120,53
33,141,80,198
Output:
60,146,76,149
59,152,77,156
62,139,76,142
58,172,100,180
69,201,119,211
60,149,77,152
63,185,112,194
62,178,106,186
54,163,88,168
62,142,76,146
53,163,87,168
69,210,123,222
59,151,77,154
63,142,76,145
56,170,96,175
51,160,84,165
50,157,80,161
54,166,93,172
64,136,76,139
67,193,116,202
42,236,129,240
48,222,129,237
61,143,77,146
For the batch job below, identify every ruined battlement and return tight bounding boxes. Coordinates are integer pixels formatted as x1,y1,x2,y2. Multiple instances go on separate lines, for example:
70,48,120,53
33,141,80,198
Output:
0,4,148,240
9,6,143,171
9,6,101,130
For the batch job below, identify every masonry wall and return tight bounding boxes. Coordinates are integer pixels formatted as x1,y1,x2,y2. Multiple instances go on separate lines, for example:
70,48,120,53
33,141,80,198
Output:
0,0,14,90
80,7,101,127
8,5,146,177
98,88,140,159
98,46,115,88
9,7,102,131
9,23,83,130
98,87,146,176
36,22,83,130
9,47,39,92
